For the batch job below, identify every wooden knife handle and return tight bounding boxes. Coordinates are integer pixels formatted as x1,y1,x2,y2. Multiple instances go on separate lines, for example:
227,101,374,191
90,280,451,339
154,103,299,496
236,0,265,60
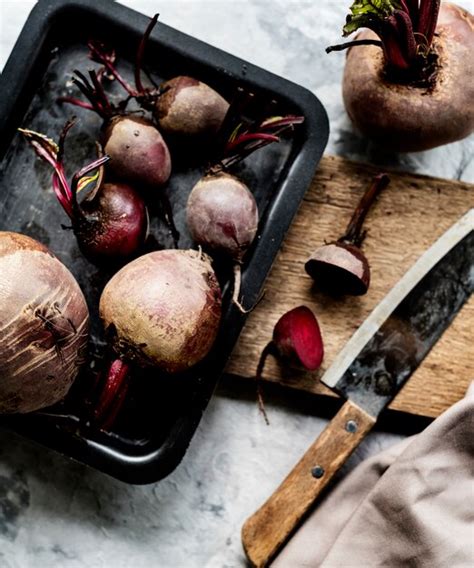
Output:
241,400,376,567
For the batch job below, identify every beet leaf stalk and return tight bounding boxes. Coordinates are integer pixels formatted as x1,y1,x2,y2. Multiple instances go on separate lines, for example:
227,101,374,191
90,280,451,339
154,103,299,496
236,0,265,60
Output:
326,0,441,75
20,121,109,223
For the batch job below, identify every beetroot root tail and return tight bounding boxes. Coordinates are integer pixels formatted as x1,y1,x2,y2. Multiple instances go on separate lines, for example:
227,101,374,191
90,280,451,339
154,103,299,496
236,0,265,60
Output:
93,358,130,429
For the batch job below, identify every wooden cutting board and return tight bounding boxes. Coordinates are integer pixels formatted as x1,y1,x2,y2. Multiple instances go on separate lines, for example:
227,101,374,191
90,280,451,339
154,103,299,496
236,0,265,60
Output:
226,155,473,419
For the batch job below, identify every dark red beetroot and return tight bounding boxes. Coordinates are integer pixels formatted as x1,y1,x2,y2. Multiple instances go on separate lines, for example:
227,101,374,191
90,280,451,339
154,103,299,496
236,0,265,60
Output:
305,173,390,296
88,15,229,141
0,232,89,413
93,249,222,428
59,70,172,189
186,112,304,311
256,306,324,423
20,122,149,262
327,2,474,151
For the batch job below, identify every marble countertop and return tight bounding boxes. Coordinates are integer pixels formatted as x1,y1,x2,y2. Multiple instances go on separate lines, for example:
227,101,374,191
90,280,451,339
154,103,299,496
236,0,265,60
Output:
0,2,472,567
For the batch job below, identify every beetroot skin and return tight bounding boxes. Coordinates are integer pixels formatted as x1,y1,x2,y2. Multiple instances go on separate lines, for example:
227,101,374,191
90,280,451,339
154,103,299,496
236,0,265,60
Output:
186,172,259,261
103,115,172,188
156,76,229,139
78,181,149,260
0,232,89,413
99,249,222,373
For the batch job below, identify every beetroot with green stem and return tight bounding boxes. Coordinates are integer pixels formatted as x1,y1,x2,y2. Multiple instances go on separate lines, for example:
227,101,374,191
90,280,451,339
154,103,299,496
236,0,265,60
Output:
327,1,474,151
20,120,149,263
186,110,304,312
88,14,230,142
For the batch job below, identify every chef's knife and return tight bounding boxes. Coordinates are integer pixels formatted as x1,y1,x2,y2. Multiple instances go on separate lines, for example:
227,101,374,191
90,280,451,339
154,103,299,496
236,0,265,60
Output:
242,209,474,568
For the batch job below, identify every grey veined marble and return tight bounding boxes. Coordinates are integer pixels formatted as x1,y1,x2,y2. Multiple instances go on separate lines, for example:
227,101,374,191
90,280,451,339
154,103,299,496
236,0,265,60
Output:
0,1,472,567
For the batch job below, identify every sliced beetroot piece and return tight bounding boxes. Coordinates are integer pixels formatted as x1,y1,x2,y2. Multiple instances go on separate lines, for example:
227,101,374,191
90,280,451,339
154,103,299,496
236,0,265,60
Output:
256,306,324,423
305,173,390,296
271,306,325,371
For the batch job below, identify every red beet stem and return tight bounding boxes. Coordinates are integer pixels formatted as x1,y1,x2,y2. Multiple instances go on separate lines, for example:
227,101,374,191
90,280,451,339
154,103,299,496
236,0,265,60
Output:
93,358,130,426
225,132,280,154
135,13,159,94
325,39,383,54
418,0,440,46
52,174,74,219
63,70,115,119
20,126,74,217
218,114,304,171
88,40,137,97
331,0,439,72
57,96,95,111
340,173,390,246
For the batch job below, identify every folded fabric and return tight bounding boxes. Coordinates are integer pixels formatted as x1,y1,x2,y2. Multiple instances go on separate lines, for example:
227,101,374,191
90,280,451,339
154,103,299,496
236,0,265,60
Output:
272,386,474,567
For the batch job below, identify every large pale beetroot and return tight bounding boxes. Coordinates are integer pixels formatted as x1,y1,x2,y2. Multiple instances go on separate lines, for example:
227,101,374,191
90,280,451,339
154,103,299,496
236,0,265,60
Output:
99,249,222,374
92,249,222,428
0,232,89,413
328,2,474,151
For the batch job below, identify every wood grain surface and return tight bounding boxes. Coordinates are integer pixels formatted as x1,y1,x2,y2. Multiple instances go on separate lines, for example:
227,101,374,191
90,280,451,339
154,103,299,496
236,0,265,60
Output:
226,155,474,418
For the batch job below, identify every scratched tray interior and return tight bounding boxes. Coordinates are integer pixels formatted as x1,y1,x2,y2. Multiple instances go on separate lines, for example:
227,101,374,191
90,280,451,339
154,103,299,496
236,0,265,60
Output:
0,0,329,483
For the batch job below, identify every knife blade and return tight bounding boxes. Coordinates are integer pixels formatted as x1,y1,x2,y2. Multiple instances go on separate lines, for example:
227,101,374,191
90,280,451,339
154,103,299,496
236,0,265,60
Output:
242,209,473,568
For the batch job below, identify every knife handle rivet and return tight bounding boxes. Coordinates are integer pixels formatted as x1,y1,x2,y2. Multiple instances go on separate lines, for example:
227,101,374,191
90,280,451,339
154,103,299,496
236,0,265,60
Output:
311,466,325,479
345,420,358,433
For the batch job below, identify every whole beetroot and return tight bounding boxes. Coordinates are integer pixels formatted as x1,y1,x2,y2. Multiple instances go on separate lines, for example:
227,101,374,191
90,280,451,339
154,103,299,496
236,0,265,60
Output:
59,70,172,189
102,114,171,187
187,171,258,259
93,249,222,428
0,232,89,413
186,111,304,311
328,1,474,151
153,75,229,140
100,249,222,372
88,16,229,142
21,121,149,263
